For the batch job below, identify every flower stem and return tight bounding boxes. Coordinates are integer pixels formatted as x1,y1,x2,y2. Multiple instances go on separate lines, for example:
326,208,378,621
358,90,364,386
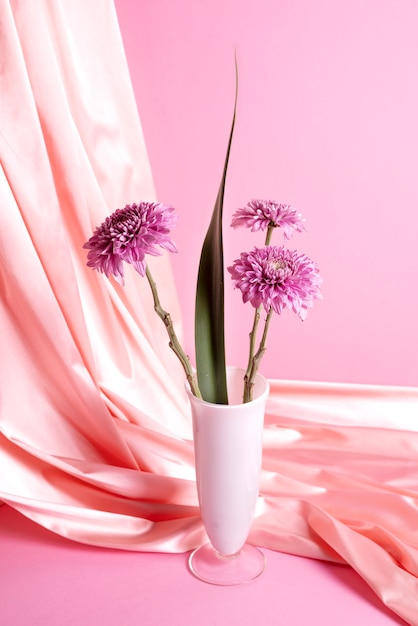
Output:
244,305,261,382
243,307,273,403
145,265,202,399
265,223,274,246
243,223,275,402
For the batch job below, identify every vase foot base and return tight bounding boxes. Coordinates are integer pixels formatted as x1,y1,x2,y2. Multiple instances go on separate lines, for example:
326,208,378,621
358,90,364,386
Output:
188,543,265,586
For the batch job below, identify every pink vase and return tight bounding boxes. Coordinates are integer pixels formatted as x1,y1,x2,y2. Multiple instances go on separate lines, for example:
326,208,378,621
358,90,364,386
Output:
186,367,269,585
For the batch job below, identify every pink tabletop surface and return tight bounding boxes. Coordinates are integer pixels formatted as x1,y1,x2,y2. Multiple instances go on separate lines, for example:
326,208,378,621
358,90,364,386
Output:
0,505,408,626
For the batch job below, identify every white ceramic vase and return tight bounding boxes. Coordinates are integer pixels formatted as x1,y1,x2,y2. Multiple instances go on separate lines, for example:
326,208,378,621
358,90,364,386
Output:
186,367,269,585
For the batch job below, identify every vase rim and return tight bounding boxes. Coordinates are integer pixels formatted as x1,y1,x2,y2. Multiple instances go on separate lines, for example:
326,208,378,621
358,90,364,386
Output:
185,366,269,408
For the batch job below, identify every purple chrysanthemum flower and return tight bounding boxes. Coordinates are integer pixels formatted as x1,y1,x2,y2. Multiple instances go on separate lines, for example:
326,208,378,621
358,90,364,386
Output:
231,199,305,240
228,245,322,320
83,202,177,284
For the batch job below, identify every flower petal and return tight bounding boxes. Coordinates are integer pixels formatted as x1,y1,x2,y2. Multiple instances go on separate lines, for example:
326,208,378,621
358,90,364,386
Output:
228,244,322,318
83,202,178,280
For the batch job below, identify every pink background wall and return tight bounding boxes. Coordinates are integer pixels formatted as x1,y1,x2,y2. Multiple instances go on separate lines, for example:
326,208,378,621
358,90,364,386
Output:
114,0,418,387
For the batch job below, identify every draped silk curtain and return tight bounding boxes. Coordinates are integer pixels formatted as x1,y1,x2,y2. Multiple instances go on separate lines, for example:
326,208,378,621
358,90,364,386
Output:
1,2,418,623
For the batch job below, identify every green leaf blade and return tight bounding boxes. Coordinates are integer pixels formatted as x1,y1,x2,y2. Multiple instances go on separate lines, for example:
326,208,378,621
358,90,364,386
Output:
194,64,238,404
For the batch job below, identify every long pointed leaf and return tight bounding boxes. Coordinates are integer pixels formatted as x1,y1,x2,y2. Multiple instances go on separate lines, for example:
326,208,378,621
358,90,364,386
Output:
195,62,238,404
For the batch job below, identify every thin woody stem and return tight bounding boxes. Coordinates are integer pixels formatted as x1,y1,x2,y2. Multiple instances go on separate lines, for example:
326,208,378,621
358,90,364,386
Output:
243,222,275,402
243,307,273,403
264,224,274,246
244,305,261,382
145,265,202,399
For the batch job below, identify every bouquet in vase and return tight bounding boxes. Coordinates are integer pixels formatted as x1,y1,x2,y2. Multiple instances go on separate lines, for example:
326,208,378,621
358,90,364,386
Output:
83,85,322,405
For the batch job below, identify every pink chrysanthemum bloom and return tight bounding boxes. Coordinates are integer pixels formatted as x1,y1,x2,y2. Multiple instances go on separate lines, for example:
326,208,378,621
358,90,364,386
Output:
83,202,177,284
228,245,322,320
231,199,305,240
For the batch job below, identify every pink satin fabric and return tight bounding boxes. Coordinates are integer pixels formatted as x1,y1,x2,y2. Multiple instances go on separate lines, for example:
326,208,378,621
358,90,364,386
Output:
0,2,417,624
